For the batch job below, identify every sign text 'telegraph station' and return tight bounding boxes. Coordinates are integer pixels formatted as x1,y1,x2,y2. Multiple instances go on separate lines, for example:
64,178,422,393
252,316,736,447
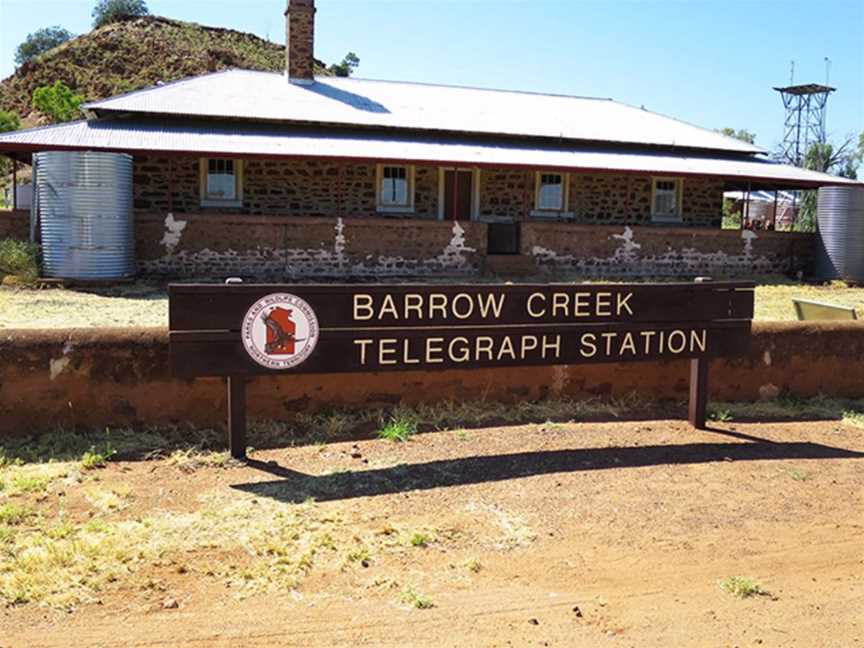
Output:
169,282,754,376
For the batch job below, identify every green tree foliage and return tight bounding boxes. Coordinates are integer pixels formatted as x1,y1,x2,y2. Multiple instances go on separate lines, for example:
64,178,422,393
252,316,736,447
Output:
0,111,21,201
15,26,74,66
92,0,149,29
796,134,861,232
328,52,360,77
719,127,756,145
32,81,84,123
0,111,20,134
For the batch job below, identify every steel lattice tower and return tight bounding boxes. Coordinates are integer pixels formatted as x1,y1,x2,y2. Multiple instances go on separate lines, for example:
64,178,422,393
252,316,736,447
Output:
774,84,835,166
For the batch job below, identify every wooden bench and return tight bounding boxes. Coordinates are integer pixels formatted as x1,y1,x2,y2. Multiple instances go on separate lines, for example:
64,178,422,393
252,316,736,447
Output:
169,279,754,458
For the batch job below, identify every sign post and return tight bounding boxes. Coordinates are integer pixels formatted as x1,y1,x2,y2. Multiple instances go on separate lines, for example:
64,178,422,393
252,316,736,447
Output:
169,281,754,459
227,376,247,459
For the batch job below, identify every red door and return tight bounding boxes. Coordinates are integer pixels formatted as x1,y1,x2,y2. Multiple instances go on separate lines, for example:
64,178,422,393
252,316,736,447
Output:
443,169,474,221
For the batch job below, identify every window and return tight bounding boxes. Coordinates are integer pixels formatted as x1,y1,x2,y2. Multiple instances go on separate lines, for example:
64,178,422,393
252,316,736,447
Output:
651,177,682,221
377,164,415,212
534,172,568,211
200,158,243,207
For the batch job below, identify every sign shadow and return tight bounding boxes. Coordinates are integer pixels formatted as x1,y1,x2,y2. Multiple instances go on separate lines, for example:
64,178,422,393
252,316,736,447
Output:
232,434,863,504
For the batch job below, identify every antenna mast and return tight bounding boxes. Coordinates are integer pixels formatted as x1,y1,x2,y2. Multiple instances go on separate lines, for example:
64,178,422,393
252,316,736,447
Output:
774,70,835,166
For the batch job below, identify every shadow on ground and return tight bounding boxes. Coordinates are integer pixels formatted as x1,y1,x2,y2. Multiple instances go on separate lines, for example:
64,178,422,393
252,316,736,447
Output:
233,427,864,504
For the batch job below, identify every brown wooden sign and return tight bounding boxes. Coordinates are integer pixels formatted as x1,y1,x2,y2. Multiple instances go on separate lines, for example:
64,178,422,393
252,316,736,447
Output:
168,280,754,458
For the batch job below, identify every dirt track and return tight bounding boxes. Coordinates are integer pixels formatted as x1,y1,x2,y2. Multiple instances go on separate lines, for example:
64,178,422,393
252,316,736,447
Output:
3,418,863,647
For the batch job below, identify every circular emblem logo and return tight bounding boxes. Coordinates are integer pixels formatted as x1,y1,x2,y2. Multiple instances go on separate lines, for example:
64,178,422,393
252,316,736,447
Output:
241,293,319,370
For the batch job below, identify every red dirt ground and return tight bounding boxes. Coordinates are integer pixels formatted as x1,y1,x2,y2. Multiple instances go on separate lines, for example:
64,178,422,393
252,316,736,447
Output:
2,418,863,647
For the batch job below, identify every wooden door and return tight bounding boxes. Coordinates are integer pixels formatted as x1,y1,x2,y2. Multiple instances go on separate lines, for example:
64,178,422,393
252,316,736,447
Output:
443,169,474,221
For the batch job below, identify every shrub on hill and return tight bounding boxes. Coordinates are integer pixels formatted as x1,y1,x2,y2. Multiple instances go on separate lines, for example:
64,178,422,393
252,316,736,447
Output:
15,27,75,66
32,81,83,123
92,0,149,29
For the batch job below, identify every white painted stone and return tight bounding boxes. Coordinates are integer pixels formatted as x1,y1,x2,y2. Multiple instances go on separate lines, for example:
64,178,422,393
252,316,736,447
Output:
741,229,758,256
141,220,479,278
611,226,642,261
160,213,187,253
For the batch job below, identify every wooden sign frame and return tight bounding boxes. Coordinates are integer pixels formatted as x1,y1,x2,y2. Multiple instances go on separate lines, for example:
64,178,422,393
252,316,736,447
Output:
169,279,754,459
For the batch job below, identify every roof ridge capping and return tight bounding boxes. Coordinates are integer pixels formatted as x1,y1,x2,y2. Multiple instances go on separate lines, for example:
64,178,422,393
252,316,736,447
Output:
320,73,615,102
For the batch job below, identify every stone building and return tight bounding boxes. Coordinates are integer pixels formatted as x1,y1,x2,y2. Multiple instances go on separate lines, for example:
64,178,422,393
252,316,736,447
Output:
0,0,857,279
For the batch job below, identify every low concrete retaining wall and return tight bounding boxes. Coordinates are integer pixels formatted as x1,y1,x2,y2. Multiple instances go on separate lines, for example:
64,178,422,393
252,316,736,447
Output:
1,322,862,437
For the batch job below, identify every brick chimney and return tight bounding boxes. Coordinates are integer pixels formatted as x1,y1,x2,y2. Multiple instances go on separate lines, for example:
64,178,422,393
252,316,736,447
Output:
285,0,316,84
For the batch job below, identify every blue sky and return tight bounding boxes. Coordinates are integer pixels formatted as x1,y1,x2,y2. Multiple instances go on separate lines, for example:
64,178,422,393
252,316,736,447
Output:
1,0,861,154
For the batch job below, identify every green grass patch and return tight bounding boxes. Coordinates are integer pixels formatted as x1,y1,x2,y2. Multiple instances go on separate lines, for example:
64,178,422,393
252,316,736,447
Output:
0,502,34,526
377,409,419,443
719,576,768,598
80,443,115,470
402,585,434,609
9,474,51,494
708,407,733,423
409,532,431,548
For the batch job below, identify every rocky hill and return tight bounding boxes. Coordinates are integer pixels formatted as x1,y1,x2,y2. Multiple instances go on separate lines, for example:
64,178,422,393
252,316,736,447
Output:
0,15,329,123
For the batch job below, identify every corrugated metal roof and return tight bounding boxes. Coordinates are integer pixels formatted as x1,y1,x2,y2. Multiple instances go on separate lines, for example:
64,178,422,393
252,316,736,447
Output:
0,118,853,188
81,69,764,155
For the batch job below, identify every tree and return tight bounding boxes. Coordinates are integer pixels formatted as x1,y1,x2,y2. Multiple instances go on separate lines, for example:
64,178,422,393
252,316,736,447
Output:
719,127,756,145
92,0,149,29
0,111,21,206
15,26,74,66
328,52,360,77
0,111,20,134
795,134,861,231
802,136,859,179
32,81,84,123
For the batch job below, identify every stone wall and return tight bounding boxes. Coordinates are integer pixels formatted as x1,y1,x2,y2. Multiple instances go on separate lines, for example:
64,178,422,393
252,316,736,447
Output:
567,175,722,227
132,156,724,225
2,322,862,437
523,222,814,277
136,213,485,277
479,169,530,221
133,157,440,219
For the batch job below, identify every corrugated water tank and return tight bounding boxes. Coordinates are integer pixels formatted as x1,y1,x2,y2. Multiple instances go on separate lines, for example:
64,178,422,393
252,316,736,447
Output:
813,186,864,283
36,151,135,280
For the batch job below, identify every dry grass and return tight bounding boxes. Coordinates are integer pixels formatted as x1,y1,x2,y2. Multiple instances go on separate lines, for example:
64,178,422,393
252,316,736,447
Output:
1,276,862,328
0,282,167,329
0,481,433,609
709,395,864,423
752,277,863,321
165,448,232,472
